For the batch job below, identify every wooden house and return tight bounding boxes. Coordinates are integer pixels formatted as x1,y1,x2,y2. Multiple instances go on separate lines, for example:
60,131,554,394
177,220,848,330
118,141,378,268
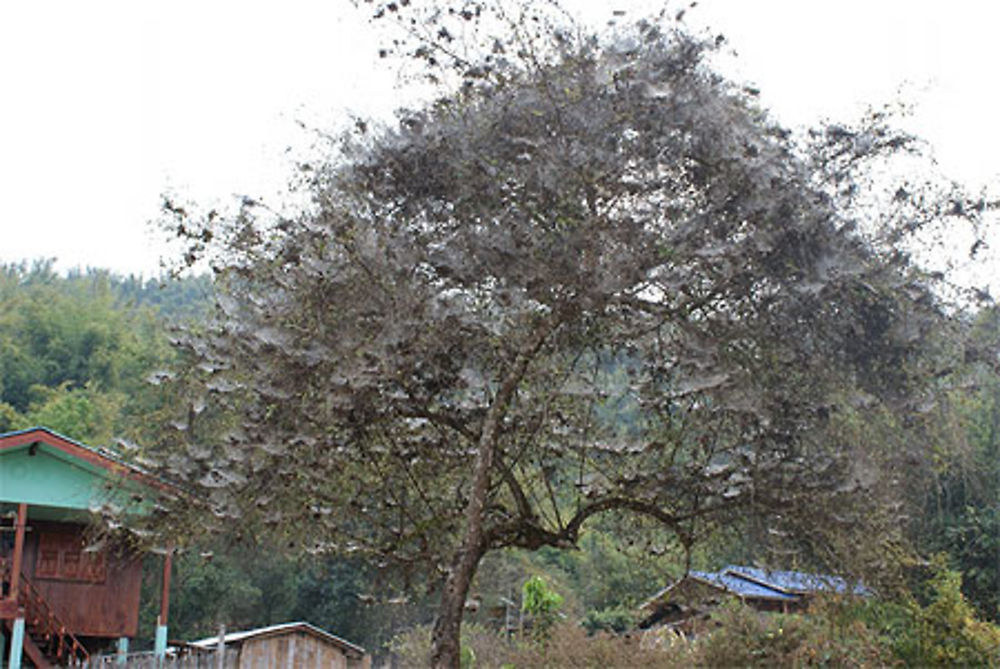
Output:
189,622,370,669
638,565,870,629
0,427,177,667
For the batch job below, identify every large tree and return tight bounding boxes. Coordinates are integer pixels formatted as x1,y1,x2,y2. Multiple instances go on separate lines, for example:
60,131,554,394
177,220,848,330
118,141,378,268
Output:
156,15,984,667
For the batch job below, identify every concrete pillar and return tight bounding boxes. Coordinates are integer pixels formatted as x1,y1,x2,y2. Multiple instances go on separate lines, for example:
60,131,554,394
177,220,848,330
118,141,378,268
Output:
9,615,25,669
154,546,173,662
154,619,168,660
116,636,129,664
215,624,226,669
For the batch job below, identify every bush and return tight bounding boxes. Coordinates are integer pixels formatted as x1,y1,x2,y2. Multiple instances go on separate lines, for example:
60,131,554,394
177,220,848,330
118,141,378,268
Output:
522,575,564,643
695,600,890,667
513,623,686,668
388,621,681,667
581,605,637,635
693,568,1000,667
868,565,1000,666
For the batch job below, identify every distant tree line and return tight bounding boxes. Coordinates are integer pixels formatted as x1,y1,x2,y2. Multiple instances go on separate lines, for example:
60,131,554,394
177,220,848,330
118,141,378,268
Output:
0,261,209,442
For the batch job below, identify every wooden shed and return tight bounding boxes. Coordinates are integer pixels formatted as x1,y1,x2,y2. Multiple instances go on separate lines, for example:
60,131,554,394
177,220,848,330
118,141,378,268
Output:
190,622,370,669
0,427,178,667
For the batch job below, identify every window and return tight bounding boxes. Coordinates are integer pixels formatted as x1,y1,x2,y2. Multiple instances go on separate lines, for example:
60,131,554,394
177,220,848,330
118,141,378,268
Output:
34,532,106,583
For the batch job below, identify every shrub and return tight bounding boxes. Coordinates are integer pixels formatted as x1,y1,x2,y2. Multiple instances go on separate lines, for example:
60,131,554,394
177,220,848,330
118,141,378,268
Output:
388,621,683,667
522,575,564,643
875,565,1000,666
581,605,637,635
387,623,516,668
513,622,686,668
694,599,891,667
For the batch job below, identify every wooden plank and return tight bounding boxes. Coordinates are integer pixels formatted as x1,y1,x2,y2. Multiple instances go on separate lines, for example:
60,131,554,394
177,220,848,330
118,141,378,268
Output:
28,522,144,637
228,632,361,669
0,599,18,618
9,503,27,601
160,547,173,626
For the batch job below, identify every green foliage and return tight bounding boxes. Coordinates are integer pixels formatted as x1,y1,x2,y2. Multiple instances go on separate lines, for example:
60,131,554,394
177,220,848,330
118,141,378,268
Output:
693,600,891,667
111,273,214,322
684,568,1000,667
533,527,675,614
139,545,299,640
0,402,22,432
24,383,124,445
522,575,563,616
292,557,438,654
0,261,206,444
942,505,1000,620
167,554,271,636
292,559,373,646
141,543,432,658
915,324,1000,621
897,564,1000,666
580,605,636,635
459,644,476,669
522,575,564,642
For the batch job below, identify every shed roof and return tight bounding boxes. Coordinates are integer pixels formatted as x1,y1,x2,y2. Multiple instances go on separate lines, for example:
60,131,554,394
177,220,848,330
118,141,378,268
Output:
191,622,366,658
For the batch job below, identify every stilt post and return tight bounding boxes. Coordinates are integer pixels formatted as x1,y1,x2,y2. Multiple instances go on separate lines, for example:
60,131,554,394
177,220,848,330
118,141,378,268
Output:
9,609,25,669
154,545,173,661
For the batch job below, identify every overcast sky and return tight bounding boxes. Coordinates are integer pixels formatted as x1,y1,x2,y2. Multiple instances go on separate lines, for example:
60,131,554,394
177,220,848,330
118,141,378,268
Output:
2,1,998,277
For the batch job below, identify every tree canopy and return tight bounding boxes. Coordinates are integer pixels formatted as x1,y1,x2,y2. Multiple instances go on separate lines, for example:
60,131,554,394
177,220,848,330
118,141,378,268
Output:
156,14,987,667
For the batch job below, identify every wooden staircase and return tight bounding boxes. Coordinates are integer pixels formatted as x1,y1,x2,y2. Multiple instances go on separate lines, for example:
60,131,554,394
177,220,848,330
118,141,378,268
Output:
1,557,89,667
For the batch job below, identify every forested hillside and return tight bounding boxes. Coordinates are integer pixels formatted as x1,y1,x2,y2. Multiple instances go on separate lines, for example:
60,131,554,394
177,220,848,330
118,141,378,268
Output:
0,261,210,442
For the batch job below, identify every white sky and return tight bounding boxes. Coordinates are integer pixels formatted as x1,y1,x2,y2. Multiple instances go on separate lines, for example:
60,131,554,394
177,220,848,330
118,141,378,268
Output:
1,1,998,277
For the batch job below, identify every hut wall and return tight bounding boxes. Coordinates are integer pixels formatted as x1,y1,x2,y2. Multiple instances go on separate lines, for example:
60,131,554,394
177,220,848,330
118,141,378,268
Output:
237,632,350,669
23,521,143,637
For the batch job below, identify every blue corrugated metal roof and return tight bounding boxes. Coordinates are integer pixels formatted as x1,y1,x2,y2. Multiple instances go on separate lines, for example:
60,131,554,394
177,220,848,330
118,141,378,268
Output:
639,564,870,614
723,565,870,596
690,570,799,601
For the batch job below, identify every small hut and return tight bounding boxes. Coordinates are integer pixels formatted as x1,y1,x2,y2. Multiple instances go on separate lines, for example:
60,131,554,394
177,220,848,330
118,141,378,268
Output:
638,565,870,629
190,622,370,669
0,427,178,667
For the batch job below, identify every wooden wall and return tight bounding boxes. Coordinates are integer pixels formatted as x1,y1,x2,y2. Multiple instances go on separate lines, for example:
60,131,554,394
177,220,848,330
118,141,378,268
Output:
100,643,371,669
237,632,357,669
22,520,143,638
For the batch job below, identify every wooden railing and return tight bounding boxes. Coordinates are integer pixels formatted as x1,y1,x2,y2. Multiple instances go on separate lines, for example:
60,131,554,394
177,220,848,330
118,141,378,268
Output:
1,556,90,665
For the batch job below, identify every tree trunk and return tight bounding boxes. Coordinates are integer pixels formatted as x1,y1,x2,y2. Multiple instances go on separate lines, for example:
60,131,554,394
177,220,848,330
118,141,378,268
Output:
430,322,553,668
430,380,499,668
430,543,486,668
